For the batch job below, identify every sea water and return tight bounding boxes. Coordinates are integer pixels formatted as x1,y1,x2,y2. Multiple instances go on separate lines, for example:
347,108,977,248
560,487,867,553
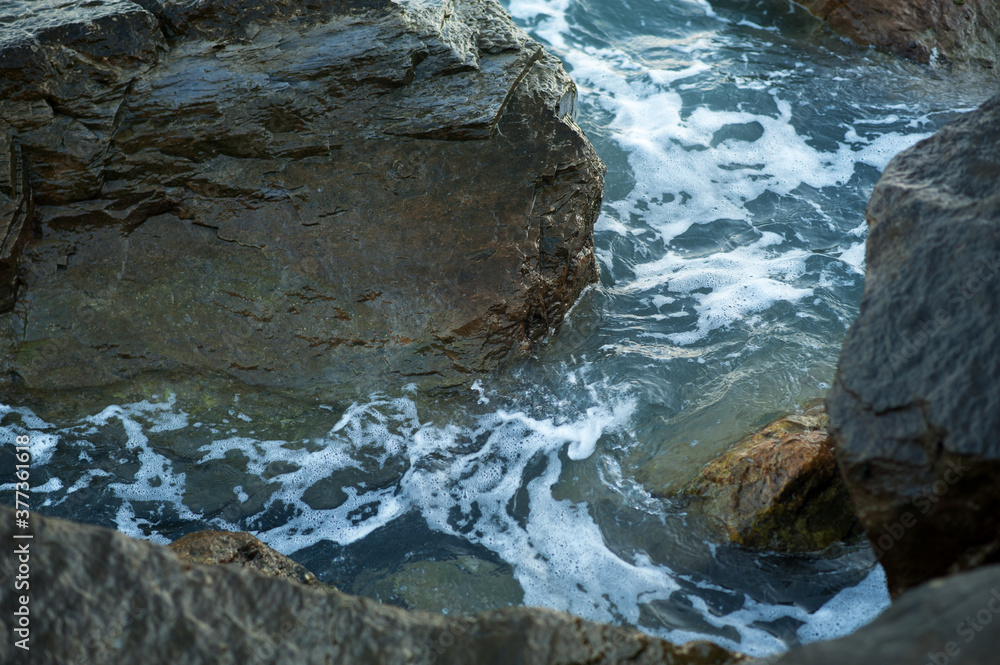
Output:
0,0,990,657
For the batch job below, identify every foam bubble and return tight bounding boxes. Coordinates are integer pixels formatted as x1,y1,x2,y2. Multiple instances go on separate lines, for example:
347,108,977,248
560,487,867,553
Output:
798,565,889,643
0,386,891,657
501,1,934,347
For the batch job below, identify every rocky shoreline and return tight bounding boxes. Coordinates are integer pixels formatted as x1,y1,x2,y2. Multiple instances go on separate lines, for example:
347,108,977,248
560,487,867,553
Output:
2,0,1000,663
0,506,745,665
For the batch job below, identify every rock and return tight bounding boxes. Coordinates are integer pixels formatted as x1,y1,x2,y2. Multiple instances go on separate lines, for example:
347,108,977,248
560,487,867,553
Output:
0,507,747,665
169,529,324,588
0,0,603,396
0,134,34,313
770,563,1000,665
827,95,1000,596
682,406,859,552
350,554,525,615
795,0,1000,71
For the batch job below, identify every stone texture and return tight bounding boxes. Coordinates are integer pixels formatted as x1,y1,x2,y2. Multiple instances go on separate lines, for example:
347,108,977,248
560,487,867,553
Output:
0,0,603,396
682,406,858,552
0,507,746,665
827,94,1000,596
771,564,1000,665
169,529,324,588
795,0,1000,70
0,134,34,313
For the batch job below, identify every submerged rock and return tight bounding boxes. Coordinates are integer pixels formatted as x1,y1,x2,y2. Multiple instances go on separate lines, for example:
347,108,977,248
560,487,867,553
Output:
0,507,747,665
795,0,1000,71
772,563,1000,665
0,0,603,396
350,554,525,615
827,95,1000,596
169,529,323,588
682,406,859,552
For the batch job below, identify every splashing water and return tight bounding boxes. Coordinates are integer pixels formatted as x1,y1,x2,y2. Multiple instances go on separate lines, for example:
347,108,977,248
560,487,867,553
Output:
0,0,990,657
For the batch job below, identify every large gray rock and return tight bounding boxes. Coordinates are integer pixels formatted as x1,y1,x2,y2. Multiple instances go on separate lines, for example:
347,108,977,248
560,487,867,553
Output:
0,0,603,396
827,95,1000,596
0,507,744,665
771,564,1000,665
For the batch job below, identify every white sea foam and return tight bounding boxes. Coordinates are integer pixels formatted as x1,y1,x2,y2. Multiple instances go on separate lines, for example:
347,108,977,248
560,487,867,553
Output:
798,565,889,643
506,0,929,347
0,392,891,656
0,0,956,656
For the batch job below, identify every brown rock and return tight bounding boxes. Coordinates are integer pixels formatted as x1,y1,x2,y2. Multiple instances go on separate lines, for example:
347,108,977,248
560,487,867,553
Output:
683,406,859,552
169,530,323,588
0,0,603,398
796,0,1000,70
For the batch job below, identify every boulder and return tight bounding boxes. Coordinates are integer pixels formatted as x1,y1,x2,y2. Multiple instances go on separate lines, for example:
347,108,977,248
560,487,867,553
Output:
0,507,746,665
682,406,859,552
827,95,1000,596
795,0,1000,71
169,529,324,588
770,563,1000,665
0,0,603,396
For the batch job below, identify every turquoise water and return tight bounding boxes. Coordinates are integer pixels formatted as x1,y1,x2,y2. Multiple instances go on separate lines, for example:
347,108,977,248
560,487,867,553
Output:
0,0,989,657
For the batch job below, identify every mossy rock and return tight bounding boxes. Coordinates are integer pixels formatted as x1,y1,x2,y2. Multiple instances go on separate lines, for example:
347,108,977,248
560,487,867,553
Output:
681,406,860,552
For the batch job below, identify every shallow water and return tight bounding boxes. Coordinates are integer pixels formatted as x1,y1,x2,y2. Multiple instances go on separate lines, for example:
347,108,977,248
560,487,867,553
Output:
0,0,991,657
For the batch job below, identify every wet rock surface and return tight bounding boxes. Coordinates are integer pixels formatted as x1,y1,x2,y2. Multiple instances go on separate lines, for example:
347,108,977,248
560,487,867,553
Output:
0,507,746,665
0,0,603,396
771,563,1000,665
169,529,324,588
681,406,858,553
827,95,1000,596
0,135,33,314
795,0,1000,71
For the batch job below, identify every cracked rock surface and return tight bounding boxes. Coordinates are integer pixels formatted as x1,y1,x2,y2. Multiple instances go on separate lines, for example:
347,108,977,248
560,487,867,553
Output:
827,94,1000,596
0,0,603,395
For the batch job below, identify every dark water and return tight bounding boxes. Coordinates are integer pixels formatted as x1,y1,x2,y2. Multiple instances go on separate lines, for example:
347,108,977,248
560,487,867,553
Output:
0,0,990,657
